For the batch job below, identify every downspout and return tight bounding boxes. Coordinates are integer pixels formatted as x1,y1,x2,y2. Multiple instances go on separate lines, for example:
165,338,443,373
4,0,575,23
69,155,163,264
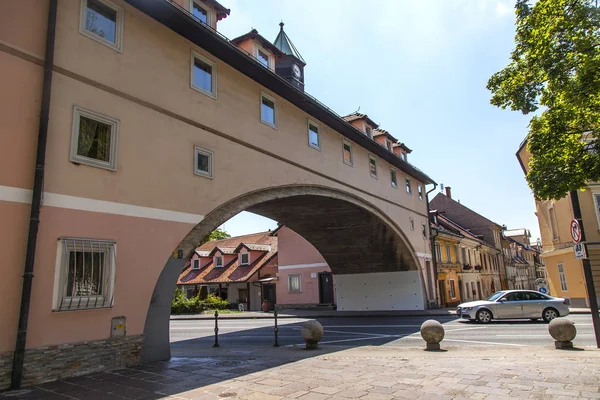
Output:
425,184,438,308
11,0,57,389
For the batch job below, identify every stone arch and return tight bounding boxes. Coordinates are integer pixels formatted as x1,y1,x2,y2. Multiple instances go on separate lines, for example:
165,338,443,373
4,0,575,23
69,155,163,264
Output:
141,184,423,362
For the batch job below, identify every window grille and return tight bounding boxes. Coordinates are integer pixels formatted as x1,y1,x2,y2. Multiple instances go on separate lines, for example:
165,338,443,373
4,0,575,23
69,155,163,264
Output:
54,238,116,311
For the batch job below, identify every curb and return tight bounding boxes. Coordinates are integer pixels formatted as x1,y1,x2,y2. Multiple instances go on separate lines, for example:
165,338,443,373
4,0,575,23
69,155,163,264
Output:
170,312,457,320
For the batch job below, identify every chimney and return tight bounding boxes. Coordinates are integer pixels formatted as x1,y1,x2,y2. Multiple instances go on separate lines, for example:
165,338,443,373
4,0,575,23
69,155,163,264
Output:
445,186,452,199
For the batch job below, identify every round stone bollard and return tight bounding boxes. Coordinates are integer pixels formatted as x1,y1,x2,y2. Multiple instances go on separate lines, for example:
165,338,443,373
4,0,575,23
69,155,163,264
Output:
301,320,323,350
420,319,445,351
548,318,577,349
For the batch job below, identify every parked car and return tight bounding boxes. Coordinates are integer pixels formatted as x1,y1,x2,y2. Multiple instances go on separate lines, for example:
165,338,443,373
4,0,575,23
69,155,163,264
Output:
456,290,569,323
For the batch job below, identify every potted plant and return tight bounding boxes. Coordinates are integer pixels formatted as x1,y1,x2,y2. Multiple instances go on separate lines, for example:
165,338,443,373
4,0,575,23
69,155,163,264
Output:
261,299,271,312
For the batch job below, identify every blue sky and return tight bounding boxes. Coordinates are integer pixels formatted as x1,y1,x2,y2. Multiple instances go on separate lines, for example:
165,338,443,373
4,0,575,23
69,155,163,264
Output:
216,0,541,242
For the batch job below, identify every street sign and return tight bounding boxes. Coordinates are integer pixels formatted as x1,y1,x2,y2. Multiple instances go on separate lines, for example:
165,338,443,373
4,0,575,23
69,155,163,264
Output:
571,219,582,243
539,287,547,294
574,243,587,260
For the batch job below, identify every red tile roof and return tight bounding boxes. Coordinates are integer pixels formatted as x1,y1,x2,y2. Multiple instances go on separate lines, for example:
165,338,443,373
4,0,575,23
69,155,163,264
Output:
342,112,379,129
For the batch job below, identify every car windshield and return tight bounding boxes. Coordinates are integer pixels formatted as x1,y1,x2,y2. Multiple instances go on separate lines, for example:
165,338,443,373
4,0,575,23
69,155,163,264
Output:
485,292,506,302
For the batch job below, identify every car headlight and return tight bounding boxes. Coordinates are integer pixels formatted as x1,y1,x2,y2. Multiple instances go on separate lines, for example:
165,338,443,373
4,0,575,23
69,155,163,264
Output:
461,307,473,311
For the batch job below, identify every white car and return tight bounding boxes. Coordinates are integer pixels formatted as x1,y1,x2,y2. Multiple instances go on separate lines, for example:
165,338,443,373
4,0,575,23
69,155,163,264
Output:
456,290,570,323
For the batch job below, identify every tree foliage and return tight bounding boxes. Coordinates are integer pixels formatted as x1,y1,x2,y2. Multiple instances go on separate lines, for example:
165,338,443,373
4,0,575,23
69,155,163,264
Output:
203,228,231,244
487,0,600,200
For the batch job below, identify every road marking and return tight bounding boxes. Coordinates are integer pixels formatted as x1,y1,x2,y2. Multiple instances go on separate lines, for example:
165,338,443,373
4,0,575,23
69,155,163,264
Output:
496,334,594,337
444,327,486,333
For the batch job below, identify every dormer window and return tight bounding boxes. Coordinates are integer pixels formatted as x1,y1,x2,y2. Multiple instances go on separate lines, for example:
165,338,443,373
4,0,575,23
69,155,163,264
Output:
401,152,407,161
240,253,249,265
191,0,209,25
366,126,373,139
386,139,392,151
193,259,200,270
257,49,269,68
215,255,223,268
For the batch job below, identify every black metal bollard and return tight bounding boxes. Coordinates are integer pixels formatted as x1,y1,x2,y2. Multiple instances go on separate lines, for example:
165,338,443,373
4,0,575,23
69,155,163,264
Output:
274,310,280,347
213,310,220,347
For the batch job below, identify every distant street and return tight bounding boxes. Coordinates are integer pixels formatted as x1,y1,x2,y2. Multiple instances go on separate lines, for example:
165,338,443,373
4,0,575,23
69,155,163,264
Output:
170,314,596,349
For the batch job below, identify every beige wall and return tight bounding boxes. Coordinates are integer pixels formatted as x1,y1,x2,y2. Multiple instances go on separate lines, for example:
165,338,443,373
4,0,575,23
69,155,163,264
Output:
0,0,432,354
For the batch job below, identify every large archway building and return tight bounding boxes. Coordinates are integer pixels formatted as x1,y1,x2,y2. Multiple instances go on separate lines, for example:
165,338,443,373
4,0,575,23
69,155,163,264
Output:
0,0,435,388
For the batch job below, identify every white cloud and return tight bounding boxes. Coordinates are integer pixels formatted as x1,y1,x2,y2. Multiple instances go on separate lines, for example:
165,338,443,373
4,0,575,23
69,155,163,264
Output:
496,1,511,16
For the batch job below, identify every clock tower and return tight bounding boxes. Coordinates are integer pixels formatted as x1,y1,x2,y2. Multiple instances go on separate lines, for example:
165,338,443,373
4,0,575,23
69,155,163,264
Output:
273,22,306,92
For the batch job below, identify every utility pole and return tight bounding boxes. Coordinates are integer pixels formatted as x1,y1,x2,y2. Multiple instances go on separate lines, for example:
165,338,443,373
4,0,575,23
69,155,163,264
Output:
569,190,600,348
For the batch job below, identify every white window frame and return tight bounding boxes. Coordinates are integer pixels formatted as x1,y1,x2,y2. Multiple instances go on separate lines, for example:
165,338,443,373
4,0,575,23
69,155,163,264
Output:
308,119,321,151
390,168,398,188
256,46,271,69
52,238,117,311
418,184,423,200
368,155,378,179
240,252,249,265
558,263,568,291
342,140,353,167
79,0,124,52
288,274,301,293
194,145,214,179
190,50,217,99
406,177,412,195
190,0,211,26
385,139,392,151
592,191,600,230
547,203,559,240
193,259,200,270
215,255,223,268
401,152,407,161
365,126,373,139
260,91,278,129
449,279,456,298
70,105,119,171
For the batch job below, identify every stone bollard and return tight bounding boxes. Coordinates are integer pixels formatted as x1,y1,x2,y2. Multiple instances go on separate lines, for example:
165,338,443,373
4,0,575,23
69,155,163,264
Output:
420,319,445,351
301,320,323,350
548,318,577,349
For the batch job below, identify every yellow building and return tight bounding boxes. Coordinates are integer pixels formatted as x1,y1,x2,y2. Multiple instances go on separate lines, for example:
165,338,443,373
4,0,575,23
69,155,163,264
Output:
432,216,463,307
517,141,600,307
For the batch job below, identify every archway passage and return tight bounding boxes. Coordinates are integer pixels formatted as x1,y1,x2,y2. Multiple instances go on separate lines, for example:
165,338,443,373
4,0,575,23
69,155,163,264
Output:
142,185,423,362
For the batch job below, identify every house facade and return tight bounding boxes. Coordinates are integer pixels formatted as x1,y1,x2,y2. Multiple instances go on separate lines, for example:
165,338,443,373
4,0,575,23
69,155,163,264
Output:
517,141,600,307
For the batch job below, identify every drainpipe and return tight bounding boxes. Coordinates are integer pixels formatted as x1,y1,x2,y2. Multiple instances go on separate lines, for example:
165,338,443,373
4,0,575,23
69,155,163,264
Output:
11,0,57,389
425,183,438,308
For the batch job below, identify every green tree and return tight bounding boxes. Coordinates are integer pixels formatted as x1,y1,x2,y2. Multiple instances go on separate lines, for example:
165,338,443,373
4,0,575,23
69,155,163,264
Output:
487,0,600,200
202,228,230,244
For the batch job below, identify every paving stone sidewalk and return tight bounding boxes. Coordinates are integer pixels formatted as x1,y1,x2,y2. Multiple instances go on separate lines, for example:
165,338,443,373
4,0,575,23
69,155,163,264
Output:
2,345,599,400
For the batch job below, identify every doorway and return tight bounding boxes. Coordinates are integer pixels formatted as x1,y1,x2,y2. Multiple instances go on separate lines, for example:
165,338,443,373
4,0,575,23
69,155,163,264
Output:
262,283,276,310
318,272,334,304
438,280,447,307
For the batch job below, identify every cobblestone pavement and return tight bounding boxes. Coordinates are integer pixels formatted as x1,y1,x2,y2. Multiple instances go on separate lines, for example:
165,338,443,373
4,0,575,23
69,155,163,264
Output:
2,346,600,399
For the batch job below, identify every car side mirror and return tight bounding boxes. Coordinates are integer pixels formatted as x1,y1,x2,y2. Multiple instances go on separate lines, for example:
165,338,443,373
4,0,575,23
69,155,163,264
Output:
499,298,507,302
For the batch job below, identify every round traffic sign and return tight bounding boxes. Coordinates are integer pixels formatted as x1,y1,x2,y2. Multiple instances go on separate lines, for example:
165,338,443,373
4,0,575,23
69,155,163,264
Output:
571,219,582,243
539,287,547,294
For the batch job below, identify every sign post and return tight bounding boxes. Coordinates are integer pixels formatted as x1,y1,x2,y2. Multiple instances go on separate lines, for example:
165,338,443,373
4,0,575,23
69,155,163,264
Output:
569,191,600,348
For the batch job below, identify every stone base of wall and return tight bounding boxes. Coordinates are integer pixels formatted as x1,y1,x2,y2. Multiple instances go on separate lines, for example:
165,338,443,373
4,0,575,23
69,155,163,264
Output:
0,334,144,390
275,303,336,310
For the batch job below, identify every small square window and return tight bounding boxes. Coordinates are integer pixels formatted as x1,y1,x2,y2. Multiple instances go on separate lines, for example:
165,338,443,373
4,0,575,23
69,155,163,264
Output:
193,259,200,270
418,184,423,200
308,121,320,150
369,155,377,178
390,168,397,188
257,49,269,68
215,256,223,268
406,177,412,195
70,106,119,171
191,51,217,98
365,126,373,139
343,141,353,166
53,238,116,311
79,0,123,52
240,253,249,265
289,274,301,293
194,146,214,178
260,92,277,128
191,0,209,25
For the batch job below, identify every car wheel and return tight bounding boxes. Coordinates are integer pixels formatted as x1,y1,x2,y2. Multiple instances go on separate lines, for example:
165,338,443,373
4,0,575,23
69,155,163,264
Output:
542,307,558,323
476,309,492,324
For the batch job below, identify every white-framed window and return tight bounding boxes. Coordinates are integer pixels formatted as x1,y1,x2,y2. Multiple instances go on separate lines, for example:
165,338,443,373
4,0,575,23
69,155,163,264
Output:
191,51,217,99
343,140,353,166
369,155,378,178
191,0,210,25
308,120,320,150
386,139,392,151
260,92,277,128
288,274,301,293
401,152,407,162
418,184,423,200
558,263,568,291
79,0,124,52
257,48,270,68
53,238,116,311
193,259,200,270
409,216,415,231
548,203,559,240
449,279,456,298
406,177,412,195
70,106,119,171
390,168,398,188
435,242,442,262
194,146,214,179
240,253,249,265
215,256,223,268
593,193,600,230
446,245,452,262
365,126,373,139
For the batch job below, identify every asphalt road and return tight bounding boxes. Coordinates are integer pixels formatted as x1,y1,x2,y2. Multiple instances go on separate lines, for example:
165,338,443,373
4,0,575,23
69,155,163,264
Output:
170,314,597,349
